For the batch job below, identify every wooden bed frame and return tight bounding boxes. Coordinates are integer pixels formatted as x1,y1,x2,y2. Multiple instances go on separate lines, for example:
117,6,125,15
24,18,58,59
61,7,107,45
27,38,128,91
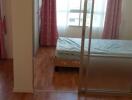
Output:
54,56,80,68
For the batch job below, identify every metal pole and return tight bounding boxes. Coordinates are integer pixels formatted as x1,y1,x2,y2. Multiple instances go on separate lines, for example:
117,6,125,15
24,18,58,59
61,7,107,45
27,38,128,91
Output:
85,0,95,89
79,0,82,26
88,0,94,55
79,0,88,92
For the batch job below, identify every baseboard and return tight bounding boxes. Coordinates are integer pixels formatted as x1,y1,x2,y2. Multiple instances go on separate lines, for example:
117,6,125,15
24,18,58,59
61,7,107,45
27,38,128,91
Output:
13,88,34,93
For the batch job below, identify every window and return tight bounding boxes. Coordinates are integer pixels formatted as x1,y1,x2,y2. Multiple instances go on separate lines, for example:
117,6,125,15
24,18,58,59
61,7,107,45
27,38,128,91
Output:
68,0,91,26
56,0,107,34
68,0,107,27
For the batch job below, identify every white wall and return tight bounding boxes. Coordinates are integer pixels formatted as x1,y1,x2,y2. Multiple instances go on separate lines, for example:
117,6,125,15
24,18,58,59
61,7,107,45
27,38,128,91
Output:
5,0,40,58
11,0,33,92
119,0,132,40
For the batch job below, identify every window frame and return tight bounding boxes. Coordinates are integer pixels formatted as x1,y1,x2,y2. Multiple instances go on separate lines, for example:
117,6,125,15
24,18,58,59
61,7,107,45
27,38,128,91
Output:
68,0,106,27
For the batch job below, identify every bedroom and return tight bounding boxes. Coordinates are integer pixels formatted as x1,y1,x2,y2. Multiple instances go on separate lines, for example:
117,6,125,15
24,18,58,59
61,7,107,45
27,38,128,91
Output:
34,0,132,96
0,0,132,99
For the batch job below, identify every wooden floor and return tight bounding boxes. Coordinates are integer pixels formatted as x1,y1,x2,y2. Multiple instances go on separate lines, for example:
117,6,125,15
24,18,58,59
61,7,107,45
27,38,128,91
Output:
34,47,78,91
0,60,33,100
0,47,132,99
34,47,132,100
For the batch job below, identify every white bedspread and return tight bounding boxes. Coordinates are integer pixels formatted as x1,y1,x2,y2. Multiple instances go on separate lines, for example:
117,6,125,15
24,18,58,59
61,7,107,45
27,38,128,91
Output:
56,37,132,58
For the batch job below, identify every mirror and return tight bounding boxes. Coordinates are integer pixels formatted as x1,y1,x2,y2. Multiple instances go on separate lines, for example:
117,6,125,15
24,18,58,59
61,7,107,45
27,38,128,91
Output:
81,0,132,94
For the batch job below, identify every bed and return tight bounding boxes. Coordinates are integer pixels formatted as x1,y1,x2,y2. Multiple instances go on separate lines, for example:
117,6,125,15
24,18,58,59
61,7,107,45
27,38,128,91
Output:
54,37,132,68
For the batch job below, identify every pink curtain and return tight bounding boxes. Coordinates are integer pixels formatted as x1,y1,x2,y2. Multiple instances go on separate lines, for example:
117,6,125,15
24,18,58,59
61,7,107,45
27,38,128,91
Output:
0,1,6,59
102,0,122,39
40,0,58,46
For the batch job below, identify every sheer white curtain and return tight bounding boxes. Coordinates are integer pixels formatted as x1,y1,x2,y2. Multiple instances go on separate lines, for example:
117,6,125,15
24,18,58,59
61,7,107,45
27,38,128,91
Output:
92,0,107,34
56,0,107,38
56,0,70,35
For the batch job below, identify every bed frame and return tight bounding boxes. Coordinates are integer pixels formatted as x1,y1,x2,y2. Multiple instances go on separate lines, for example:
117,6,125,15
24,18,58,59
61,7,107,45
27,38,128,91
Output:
54,56,80,68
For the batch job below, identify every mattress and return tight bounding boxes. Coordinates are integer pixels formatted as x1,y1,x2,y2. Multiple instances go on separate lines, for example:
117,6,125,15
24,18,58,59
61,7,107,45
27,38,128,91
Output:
56,37,132,59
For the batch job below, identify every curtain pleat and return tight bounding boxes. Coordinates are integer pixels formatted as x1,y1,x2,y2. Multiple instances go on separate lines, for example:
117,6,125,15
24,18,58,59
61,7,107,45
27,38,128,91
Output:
0,0,6,59
102,0,122,39
40,0,58,46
